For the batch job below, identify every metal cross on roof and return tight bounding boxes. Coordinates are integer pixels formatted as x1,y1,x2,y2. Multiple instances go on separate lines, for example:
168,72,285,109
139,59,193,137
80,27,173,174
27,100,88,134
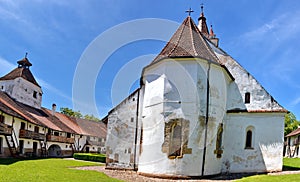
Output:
185,8,194,16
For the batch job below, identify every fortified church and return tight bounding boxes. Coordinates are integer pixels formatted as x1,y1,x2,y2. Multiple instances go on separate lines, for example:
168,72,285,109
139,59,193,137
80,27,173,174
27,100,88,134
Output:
105,6,287,177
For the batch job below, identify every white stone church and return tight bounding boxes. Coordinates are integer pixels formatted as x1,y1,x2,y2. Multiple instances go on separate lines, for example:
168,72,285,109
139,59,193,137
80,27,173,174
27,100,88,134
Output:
105,7,287,178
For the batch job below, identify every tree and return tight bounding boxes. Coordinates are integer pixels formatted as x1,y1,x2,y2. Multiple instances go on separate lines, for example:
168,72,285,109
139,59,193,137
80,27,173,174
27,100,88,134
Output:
84,114,101,122
284,112,300,136
59,107,101,122
60,107,82,118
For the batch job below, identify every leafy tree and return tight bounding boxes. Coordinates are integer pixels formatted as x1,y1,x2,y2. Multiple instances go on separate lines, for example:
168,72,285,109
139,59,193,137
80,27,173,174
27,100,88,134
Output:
60,107,101,122
284,112,300,136
84,114,101,122
60,107,82,118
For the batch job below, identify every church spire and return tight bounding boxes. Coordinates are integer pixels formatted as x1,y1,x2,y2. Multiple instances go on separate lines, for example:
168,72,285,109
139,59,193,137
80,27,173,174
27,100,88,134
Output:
17,52,32,68
197,4,209,37
209,25,215,38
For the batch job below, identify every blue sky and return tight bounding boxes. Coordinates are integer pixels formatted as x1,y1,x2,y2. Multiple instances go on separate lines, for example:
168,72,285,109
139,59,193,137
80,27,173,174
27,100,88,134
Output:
0,0,300,119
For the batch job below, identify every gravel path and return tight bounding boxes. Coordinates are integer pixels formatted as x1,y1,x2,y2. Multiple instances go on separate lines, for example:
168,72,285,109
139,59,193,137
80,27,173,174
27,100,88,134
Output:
75,165,300,182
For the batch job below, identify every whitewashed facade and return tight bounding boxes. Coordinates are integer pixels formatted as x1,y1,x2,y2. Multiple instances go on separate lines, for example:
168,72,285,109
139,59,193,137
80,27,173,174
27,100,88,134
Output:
105,10,286,178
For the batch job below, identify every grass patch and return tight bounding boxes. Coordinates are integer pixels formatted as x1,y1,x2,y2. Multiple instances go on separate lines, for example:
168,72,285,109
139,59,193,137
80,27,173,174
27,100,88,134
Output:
238,174,300,182
73,153,106,163
0,158,122,182
283,158,300,170
237,158,300,182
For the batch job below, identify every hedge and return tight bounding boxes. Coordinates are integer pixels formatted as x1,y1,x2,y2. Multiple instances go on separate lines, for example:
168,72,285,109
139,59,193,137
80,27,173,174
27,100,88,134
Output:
73,153,106,163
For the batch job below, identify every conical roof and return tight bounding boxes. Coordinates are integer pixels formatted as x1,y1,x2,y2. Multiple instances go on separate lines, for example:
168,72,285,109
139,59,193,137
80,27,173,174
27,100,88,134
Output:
151,16,219,64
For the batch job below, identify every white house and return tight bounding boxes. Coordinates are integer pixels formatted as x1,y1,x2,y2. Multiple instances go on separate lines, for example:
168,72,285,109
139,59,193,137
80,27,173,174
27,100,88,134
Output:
0,56,106,158
285,127,300,158
105,7,287,178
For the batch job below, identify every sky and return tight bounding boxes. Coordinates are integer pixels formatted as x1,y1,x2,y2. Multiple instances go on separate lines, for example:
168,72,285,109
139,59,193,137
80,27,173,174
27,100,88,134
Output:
0,0,300,119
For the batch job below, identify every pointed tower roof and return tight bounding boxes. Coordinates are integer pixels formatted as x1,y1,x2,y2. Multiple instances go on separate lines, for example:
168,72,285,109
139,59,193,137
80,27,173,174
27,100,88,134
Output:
0,56,40,87
197,5,209,37
151,16,219,64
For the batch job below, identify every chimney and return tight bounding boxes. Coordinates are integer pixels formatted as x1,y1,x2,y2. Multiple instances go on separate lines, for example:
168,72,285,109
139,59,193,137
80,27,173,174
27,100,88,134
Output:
52,103,56,116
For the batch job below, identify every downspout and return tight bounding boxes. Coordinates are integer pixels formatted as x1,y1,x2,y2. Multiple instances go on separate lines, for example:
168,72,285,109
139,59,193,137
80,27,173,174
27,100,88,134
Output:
201,62,211,176
133,89,140,171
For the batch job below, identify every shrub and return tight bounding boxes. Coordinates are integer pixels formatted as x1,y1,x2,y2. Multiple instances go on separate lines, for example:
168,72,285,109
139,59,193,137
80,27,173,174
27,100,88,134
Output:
73,153,106,163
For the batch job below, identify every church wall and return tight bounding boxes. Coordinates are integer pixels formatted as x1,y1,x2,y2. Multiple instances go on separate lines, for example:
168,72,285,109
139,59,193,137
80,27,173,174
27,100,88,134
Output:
215,53,283,111
222,113,284,173
9,78,42,109
106,89,139,169
139,58,230,177
202,63,232,176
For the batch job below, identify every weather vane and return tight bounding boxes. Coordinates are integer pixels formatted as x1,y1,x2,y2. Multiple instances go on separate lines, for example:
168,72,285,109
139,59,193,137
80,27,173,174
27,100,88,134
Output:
185,7,194,16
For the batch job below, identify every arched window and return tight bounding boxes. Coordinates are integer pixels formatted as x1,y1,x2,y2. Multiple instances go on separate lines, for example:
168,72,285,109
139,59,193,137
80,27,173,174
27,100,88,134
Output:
245,126,254,149
245,130,252,148
245,92,250,104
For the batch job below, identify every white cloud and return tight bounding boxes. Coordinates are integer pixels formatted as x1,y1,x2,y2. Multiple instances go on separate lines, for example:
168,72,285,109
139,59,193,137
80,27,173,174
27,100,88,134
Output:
0,57,15,76
238,10,300,46
36,78,72,101
289,97,300,107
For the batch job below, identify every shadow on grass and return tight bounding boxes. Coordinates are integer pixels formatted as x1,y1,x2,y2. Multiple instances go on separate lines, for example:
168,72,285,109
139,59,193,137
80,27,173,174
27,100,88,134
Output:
0,157,53,165
283,165,300,171
0,158,24,165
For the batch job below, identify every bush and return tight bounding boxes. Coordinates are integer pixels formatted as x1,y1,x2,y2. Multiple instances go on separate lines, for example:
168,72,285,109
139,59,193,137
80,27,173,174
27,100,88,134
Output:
73,153,106,163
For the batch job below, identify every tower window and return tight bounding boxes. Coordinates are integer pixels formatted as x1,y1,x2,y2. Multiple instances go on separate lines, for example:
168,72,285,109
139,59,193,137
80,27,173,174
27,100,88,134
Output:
245,92,250,104
33,91,37,98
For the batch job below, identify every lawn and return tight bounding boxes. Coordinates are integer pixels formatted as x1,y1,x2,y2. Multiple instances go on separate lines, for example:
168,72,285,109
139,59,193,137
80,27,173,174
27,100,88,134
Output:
237,158,300,182
0,158,122,182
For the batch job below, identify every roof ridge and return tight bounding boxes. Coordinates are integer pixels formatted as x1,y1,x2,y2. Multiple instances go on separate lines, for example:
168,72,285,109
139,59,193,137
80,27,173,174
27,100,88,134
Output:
150,16,220,64
189,17,220,63
188,17,198,56
168,17,187,57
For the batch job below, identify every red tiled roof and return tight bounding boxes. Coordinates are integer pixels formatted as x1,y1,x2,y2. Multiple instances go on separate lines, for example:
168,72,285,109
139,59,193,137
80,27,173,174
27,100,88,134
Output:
0,67,40,87
151,16,219,64
227,109,288,113
0,100,25,120
0,91,106,137
286,128,300,137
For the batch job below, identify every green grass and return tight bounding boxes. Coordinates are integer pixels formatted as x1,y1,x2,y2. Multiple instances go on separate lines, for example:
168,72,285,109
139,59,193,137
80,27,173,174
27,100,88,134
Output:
0,158,122,182
237,158,300,182
238,174,300,182
283,158,300,170
73,153,106,163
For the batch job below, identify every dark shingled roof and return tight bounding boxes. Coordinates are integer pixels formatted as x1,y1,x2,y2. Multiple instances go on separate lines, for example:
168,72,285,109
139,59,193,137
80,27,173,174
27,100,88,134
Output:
151,16,219,64
17,57,32,67
76,118,107,138
0,67,40,87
